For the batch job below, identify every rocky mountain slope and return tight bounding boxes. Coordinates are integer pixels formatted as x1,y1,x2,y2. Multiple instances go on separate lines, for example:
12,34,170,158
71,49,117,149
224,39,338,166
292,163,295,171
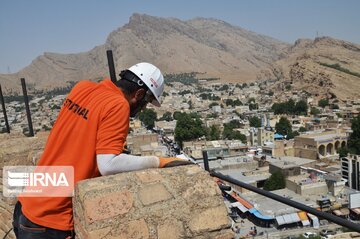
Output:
261,37,360,101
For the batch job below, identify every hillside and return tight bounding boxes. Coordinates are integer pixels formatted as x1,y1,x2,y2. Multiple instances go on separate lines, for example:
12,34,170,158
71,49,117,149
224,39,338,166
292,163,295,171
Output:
262,37,360,101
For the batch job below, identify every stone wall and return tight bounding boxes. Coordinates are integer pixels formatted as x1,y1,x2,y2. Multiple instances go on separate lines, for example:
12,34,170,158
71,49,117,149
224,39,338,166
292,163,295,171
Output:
73,165,233,239
0,132,48,238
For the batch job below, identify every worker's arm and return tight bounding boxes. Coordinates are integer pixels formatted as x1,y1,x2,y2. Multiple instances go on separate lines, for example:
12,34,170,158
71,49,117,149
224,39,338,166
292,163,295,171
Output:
97,154,194,176
97,154,159,176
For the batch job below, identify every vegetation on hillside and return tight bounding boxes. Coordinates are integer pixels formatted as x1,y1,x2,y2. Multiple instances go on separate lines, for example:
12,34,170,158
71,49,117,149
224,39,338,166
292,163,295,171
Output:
319,62,360,78
272,99,308,115
164,72,219,85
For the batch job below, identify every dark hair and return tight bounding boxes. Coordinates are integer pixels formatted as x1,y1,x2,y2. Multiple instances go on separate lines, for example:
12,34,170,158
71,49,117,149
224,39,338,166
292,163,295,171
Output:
115,70,148,95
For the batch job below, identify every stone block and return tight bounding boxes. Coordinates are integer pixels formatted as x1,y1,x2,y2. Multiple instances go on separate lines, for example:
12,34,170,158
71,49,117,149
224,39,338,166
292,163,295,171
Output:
136,170,163,183
189,206,230,233
138,183,172,206
157,219,184,239
83,190,133,224
74,165,233,238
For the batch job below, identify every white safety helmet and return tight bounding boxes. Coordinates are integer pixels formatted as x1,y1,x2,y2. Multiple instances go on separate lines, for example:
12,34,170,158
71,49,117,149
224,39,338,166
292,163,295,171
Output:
127,62,164,107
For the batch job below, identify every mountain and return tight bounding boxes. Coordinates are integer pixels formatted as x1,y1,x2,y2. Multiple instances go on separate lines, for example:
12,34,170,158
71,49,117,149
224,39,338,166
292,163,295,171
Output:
0,13,288,93
0,13,359,101
261,37,360,101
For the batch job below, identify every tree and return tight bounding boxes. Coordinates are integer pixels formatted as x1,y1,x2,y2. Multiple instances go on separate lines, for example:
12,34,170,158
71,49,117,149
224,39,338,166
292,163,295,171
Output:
174,112,207,147
138,108,157,129
249,116,261,128
318,98,329,108
173,111,182,120
188,100,193,109
222,121,247,143
348,115,360,154
249,103,258,111
287,130,299,139
338,147,349,158
272,99,306,115
299,126,307,132
332,104,339,109
159,112,173,121
286,99,295,114
275,117,292,137
209,102,219,108
207,125,221,140
310,107,321,116
294,100,308,115
264,171,285,191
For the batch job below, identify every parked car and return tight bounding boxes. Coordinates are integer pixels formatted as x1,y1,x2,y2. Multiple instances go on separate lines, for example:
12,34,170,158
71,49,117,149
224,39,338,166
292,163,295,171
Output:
303,232,317,238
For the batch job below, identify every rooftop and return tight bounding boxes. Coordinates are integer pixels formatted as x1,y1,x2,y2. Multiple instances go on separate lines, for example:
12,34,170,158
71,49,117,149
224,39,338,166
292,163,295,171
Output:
218,168,271,184
246,188,317,216
267,156,315,167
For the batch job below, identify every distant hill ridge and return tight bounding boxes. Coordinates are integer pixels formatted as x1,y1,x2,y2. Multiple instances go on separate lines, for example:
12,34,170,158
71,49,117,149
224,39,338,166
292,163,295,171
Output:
0,13,359,100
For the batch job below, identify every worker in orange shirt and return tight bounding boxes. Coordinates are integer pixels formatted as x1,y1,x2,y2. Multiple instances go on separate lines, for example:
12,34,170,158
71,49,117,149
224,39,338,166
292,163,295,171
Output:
12,62,191,239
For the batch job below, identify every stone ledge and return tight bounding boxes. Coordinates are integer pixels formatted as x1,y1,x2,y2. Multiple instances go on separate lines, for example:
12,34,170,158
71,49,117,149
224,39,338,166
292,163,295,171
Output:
73,165,233,239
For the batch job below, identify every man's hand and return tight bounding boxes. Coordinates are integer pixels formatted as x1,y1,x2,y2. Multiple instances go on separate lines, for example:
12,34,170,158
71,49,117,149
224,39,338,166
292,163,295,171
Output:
159,157,194,168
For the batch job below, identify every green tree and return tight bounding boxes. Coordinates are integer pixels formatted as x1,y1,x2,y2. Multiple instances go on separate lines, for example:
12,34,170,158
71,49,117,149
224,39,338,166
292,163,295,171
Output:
249,103,258,111
318,98,329,108
286,99,295,114
159,112,173,121
173,111,182,120
294,100,308,115
188,100,193,109
287,130,299,139
138,108,157,129
209,102,219,108
299,126,307,132
338,147,349,158
249,116,262,128
310,107,321,116
264,171,286,191
275,117,292,137
174,112,207,147
222,121,247,143
348,115,360,154
332,104,339,109
207,125,221,140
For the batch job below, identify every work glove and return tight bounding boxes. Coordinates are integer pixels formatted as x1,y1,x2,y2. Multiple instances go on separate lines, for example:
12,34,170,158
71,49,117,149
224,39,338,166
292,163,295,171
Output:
159,157,194,168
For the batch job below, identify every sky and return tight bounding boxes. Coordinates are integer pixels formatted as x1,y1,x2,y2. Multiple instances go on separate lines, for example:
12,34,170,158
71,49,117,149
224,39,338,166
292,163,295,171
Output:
0,0,359,73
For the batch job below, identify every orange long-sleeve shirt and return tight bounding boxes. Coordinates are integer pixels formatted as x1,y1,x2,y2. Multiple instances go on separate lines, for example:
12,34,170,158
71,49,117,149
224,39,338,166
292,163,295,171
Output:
19,79,130,230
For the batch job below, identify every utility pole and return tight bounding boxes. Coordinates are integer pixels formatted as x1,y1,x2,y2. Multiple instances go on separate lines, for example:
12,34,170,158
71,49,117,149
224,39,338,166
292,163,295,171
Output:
21,78,34,137
0,84,10,133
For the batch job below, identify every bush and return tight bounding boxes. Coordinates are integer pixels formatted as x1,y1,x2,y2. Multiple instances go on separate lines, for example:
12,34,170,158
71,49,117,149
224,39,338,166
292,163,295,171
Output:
264,171,285,191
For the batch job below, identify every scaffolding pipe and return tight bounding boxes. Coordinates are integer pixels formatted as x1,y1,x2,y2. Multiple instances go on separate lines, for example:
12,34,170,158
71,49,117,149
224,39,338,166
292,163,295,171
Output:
20,78,34,137
211,171,360,233
0,84,10,133
202,150,210,172
106,50,117,83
